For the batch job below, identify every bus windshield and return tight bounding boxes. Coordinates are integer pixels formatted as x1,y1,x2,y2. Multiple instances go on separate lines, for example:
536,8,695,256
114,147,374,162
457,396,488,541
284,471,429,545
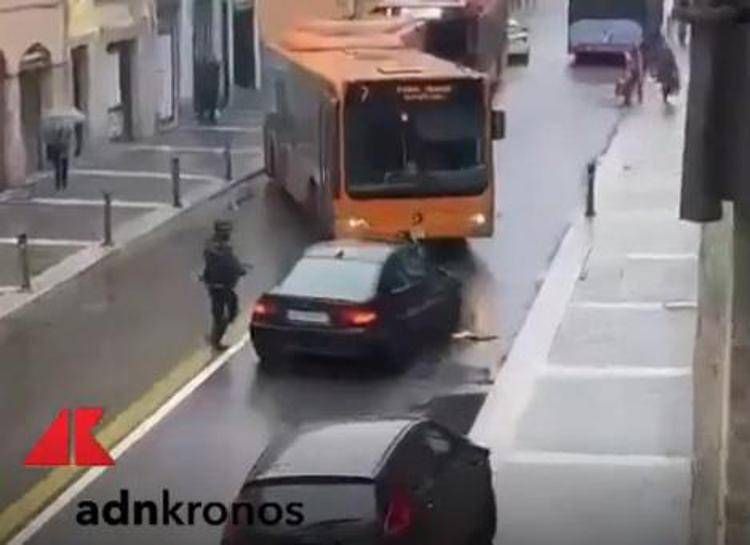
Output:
344,79,486,199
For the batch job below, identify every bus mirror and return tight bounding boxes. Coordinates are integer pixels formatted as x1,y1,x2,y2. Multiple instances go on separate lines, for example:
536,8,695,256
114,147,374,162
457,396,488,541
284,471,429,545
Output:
491,110,506,140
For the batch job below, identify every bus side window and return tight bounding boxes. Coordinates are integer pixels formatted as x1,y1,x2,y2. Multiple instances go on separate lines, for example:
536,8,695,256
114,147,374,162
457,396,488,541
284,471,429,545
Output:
320,99,340,199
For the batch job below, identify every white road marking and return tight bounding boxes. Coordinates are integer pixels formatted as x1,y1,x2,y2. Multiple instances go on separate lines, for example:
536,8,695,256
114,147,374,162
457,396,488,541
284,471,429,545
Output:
0,238,93,247
8,333,250,545
0,286,18,294
125,144,260,155
627,253,698,260
505,450,691,466
545,365,691,378
28,198,168,209
570,301,697,311
179,126,261,134
470,221,593,449
69,169,222,183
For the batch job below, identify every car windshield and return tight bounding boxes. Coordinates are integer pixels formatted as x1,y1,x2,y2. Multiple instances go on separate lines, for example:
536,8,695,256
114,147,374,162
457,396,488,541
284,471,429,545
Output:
345,80,486,199
273,258,382,302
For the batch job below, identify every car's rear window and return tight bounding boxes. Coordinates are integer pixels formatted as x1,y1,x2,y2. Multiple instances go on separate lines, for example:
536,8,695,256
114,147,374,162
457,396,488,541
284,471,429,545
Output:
243,482,377,530
274,258,382,302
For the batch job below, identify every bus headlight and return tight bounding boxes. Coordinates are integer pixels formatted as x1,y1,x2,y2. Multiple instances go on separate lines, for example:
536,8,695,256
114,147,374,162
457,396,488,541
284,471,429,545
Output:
347,217,370,230
470,213,487,226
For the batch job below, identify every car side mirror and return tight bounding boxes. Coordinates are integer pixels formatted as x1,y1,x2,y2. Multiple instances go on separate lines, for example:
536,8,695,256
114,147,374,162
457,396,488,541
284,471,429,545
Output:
491,110,506,141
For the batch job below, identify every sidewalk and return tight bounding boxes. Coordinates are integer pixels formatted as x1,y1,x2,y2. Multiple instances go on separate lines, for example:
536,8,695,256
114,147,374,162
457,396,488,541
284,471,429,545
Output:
0,92,264,320
472,83,698,543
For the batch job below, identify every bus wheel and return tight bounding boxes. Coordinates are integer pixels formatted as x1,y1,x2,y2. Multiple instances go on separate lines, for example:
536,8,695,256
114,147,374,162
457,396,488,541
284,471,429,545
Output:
307,180,334,239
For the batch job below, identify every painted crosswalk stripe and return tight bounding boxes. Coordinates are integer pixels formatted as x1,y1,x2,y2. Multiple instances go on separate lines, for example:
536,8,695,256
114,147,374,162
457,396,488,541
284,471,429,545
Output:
545,365,691,378
178,125,261,134
68,169,222,183
505,450,691,466
570,301,697,310
125,144,261,154
28,198,168,209
0,238,93,247
626,253,698,260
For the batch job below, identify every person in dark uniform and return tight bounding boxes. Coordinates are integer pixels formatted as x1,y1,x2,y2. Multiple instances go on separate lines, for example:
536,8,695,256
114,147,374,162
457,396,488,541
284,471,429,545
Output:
202,220,247,350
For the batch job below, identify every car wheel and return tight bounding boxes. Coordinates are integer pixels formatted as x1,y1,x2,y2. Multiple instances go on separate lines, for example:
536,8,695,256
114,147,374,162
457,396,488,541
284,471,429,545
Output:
379,341,408,373
520,52,530,66
256,353,285,375
254,342,283,373
263,114,280,179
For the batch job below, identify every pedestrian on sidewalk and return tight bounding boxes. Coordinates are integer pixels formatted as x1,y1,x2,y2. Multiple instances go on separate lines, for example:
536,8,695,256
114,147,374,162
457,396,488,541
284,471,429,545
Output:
655,43,680,103
201,220,248,351
616,47,643,107
196,56,221,124
42,121,74,191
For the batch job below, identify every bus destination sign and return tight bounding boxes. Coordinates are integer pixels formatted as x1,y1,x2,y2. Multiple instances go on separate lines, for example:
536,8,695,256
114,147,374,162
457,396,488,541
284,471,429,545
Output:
395,83,455,102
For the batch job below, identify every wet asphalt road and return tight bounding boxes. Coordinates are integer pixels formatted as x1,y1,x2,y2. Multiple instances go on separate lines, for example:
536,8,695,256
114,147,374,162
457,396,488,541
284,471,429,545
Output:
20,1,625,543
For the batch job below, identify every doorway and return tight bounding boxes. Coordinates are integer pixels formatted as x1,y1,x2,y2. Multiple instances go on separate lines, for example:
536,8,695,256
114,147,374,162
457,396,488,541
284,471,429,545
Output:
106,41,134,141
18,44,51,175
157,1,179,126
0,52,6,188
19,71,43,174
221,0,231,107
233,4,256,88
72,45,89,154
156,32,176,123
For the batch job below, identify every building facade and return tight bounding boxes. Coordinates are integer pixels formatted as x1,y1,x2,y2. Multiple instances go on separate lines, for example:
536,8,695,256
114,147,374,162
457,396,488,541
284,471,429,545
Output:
1,0,252,190
0,0,68,188
67,0,158,143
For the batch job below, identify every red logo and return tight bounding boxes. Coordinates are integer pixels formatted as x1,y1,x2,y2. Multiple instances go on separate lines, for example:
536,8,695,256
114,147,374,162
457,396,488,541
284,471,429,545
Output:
24,408,114,467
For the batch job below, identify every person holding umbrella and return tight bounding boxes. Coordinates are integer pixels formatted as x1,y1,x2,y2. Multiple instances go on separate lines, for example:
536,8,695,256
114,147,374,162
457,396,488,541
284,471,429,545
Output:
42,108,84,191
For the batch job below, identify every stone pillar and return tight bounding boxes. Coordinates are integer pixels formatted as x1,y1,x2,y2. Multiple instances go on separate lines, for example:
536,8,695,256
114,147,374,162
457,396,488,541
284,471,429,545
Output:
3,75,27,186
725,202,750,544
132,29,157,138
179,0,194,102
691,204,734,545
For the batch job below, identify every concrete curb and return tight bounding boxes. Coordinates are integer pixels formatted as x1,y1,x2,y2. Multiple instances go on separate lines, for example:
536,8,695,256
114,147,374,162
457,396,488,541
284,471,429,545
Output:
0,166,265,322
469,216,593,453
468,109,627,455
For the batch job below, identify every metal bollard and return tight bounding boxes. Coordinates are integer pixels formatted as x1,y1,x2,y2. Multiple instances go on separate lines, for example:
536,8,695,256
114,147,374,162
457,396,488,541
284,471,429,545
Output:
17,233,31,291
103,191,113,247
585,160,596,218
224,142,233,181
171,156,182,208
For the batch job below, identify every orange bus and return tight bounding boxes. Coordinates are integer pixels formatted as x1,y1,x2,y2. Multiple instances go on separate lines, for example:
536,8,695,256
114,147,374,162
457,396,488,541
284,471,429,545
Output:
261,19,506,241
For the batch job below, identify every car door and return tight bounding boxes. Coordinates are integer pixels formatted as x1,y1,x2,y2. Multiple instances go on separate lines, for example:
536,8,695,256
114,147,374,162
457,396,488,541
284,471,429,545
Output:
397,246,434,331
417,424,490,544
401,246,454,330
379,254,423,333
382,431,446,545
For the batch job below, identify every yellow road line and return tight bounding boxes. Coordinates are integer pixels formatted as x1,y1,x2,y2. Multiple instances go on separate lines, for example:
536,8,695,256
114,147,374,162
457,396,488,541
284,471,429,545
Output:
0,325,249,544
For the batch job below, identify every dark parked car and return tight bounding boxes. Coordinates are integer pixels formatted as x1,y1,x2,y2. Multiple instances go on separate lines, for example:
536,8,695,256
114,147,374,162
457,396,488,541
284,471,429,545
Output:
250,240,462,367
221,418,496,545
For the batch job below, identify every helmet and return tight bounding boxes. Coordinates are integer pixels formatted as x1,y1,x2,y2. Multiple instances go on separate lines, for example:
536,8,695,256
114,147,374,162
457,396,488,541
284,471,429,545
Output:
214,220,233,234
